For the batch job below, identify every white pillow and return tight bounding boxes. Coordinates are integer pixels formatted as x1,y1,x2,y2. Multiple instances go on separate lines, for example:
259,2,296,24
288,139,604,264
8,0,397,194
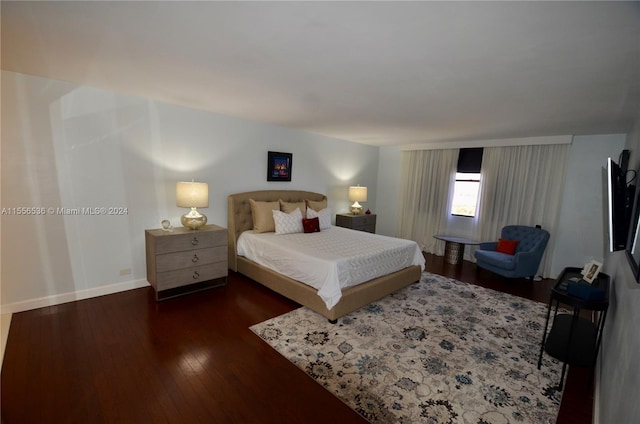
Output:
306,207,331,230
272,207,304,235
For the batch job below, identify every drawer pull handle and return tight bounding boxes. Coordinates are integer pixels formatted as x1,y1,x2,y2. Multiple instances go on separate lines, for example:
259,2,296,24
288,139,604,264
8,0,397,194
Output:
192,254,199,263
191,237,199,246
193,271,200,279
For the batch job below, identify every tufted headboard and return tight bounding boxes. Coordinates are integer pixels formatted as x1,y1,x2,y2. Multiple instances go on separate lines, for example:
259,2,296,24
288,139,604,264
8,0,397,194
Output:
227,190,326,271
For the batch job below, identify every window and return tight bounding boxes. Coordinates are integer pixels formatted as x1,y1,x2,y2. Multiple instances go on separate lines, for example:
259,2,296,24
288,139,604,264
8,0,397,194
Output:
451,172,481,217
451,148,483,217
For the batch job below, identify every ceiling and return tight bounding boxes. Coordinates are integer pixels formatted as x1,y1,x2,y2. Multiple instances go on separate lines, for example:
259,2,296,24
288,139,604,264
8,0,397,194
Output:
2,1,639,147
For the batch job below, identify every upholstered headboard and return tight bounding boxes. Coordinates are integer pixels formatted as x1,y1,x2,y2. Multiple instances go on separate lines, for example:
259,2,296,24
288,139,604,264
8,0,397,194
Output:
227,190,326,271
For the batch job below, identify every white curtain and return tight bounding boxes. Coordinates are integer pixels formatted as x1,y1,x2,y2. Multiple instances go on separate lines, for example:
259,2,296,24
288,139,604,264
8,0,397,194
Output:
473,144,570,277
397,149,459,255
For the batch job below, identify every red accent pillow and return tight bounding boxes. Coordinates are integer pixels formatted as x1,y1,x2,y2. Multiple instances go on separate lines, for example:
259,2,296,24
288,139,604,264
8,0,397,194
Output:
302,217,320,233
496,238,518,255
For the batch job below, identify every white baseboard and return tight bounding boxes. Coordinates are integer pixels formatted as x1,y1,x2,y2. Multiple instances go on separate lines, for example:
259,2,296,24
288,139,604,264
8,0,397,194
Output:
0,279,150,314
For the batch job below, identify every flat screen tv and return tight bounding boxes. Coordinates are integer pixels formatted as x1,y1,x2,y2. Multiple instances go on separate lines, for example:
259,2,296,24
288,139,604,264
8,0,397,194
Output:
607,157,629,252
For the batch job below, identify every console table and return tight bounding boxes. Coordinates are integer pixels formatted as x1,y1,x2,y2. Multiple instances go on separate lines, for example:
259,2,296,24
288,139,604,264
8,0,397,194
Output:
433,235,480,265
537,267,610,389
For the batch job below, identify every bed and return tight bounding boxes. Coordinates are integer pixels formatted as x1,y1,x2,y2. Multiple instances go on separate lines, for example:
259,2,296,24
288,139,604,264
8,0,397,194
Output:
227,190,424,321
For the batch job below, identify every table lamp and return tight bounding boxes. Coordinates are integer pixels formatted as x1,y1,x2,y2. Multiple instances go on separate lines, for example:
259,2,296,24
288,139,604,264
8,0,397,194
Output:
349,185,367,215
176,181,208,230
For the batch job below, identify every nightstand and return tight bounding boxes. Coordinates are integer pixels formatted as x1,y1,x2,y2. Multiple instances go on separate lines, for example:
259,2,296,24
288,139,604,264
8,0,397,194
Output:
335,213,376,233
145,224,228,300
537,267,610,389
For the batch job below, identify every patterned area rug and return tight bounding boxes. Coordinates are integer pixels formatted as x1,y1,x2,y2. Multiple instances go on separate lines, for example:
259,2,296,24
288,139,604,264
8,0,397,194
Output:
250,272,564,424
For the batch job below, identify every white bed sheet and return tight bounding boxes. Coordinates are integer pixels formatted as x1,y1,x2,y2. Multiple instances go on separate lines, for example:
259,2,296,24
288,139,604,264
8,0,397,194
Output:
236,226,425,310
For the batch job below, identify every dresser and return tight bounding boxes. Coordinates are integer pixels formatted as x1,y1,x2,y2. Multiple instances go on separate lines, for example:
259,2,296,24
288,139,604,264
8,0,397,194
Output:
145,224,228,300
335,213,376,233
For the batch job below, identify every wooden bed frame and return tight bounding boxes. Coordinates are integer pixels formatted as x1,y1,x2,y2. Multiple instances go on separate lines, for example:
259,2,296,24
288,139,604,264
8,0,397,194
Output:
227,190,422,322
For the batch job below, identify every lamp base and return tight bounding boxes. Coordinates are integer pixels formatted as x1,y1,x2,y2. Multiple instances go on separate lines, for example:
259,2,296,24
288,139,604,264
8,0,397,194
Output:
350,202,363,215
181,209,207,230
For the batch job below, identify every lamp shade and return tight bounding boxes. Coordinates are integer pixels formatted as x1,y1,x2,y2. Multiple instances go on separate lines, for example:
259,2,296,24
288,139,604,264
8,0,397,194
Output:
176,182,209,208
348,186,367,203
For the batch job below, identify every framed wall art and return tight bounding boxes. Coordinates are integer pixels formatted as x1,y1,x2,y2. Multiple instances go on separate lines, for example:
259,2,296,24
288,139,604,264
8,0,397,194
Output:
267,151,292,182
581,259,603,284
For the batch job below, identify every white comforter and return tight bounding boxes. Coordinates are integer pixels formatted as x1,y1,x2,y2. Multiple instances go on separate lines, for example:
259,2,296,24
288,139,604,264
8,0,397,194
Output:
237,226,425,310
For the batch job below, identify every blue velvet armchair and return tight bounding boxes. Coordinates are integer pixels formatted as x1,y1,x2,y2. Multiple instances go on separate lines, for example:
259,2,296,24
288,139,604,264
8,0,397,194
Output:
474,225,550,279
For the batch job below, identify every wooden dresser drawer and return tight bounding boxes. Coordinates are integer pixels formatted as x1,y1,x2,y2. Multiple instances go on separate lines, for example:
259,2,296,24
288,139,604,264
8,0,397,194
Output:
155,246,228,273
153,229,226,254
351,214,375,227
335,213,377,233
156,262,228,291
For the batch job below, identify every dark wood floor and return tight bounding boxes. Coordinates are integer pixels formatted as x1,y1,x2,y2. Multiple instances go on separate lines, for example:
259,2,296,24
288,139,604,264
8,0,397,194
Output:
1,254,593,423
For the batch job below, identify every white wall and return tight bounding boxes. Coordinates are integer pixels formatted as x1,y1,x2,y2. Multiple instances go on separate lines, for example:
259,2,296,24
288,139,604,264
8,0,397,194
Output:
551,134,627,276
597,113,640,424
1,71,380,312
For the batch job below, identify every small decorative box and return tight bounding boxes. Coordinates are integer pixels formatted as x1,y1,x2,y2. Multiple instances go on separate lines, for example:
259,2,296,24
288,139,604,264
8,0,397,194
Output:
567,281,605,301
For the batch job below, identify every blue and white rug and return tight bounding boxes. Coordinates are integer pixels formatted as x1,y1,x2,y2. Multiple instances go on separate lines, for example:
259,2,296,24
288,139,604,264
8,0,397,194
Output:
251,272,563,423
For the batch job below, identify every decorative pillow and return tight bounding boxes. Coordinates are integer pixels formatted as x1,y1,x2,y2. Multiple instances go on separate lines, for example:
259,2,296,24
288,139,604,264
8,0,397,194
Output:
249,199,279,233
273,208,304,235
307,207,331,230
279,199,307,219
496,238,519,255
302,217,321,233
306,198,327,212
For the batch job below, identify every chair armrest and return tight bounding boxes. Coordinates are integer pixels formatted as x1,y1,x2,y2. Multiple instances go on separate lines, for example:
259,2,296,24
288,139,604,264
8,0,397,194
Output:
479,241,498,251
